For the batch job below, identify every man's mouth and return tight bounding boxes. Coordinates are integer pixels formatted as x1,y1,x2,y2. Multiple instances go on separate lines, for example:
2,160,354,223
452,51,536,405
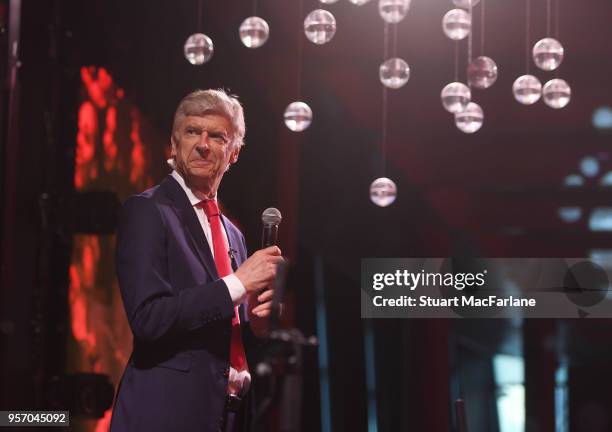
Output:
191,159,212,167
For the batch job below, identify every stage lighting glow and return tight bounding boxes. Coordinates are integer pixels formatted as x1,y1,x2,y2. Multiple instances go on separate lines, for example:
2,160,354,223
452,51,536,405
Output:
563,174,584,187
589,208,612,231
580,156,599,178
558,207,582,224
592,106,612,131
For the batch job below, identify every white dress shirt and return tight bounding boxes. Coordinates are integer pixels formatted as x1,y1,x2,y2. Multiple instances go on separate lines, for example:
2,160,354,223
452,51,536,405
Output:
171,170,251,395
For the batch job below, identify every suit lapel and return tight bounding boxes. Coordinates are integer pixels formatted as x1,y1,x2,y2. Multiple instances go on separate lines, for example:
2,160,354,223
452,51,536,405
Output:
160,175,219,280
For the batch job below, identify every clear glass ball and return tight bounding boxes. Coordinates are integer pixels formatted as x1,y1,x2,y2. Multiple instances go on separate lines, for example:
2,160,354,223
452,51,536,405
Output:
452,0,480,8
348,0,372,5
442,8,471,40
379,0,411,24
441,82,471,113
542,78,571,109
467,56,498,89
304,9,337,45
370,177,397,207
184,33,214,65
532,37,564,71
512,74,542,105
239,17,270,48
455,102,483,133
379,58,410,89
284,101,313,132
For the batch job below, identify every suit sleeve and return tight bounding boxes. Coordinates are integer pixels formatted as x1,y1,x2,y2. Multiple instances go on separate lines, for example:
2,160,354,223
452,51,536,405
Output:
116,195,235,342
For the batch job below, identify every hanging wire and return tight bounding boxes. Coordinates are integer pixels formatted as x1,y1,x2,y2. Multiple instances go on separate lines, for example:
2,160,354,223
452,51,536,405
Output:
454,41,459,82
554,0,560,78
381,23,389,176
253,0,258,16
467,1,473,87
296,0,304,99
554,0,559,39
546,0,551,36
525,0,531,74
480,0,485,55
392,23,398,58
197,0,203,32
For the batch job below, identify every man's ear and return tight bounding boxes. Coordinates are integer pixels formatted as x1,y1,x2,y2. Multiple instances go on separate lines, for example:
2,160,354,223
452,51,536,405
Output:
170,137,177,157
229,145,241,164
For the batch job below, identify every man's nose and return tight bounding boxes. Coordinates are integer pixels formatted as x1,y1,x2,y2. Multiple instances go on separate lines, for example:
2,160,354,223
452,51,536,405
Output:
196,131,211,149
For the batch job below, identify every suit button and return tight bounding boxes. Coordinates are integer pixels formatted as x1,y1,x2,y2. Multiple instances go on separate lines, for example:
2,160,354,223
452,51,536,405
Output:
223,367,230,378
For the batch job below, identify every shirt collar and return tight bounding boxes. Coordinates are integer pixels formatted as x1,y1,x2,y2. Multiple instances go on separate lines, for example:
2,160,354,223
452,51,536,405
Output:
170,170,217,207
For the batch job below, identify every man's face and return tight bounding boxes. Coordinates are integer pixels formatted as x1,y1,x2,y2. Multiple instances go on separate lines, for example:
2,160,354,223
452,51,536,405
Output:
171,113,240,195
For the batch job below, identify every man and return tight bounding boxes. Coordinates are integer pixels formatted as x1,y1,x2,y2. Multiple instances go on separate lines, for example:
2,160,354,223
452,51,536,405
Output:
110,89,283,432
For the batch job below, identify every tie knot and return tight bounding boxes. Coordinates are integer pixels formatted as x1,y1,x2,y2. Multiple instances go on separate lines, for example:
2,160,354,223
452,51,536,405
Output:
198,199,220,219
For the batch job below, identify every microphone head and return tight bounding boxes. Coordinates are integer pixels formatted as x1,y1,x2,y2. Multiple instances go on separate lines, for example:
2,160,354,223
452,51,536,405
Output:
262,207,282,226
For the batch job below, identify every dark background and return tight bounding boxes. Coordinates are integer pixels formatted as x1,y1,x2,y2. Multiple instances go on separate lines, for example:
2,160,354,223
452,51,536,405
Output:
2,0,612,431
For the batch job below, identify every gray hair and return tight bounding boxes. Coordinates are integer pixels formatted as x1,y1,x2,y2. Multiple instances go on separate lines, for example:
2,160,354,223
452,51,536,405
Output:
171,89,246,148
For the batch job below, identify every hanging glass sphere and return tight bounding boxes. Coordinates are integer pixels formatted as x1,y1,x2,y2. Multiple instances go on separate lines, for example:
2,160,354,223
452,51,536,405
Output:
455,102,483,133
284,101,313,132
542,78,571,109
184,33,214,65
239,17,270,48
348,0,372,5
304,9,337,45
379,58,410,89
379,0,411,24
467,56,498,89
441,82,471,113
442,9,471,40
512,75,542,105
452,0,480,8
370,177,397,207
532,37,564,71
320,0,339,3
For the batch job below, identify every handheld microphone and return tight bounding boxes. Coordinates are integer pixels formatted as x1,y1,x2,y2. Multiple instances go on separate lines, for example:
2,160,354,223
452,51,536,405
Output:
261,207,282,248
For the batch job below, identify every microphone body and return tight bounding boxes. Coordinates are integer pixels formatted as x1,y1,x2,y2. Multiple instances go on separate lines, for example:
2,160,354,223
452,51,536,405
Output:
261,208,282,248
262,224,279,248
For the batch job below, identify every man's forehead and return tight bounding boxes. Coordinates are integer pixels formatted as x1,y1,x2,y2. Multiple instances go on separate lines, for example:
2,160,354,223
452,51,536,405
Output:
181,113,232,130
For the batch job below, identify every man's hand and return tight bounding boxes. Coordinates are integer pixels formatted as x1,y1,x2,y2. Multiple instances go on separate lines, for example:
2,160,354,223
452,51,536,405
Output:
234,246,283,294
247,288,278,337
249,288,274,317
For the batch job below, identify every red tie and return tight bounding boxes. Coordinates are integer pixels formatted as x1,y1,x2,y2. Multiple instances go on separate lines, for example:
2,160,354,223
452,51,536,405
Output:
199,200,247,372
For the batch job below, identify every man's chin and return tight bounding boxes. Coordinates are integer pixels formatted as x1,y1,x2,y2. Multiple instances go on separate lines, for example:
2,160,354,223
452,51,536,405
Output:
188,166,215,178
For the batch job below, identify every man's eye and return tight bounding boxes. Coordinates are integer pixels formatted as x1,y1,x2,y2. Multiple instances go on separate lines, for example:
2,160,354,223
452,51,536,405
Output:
209,133,228,143
186,128,200,135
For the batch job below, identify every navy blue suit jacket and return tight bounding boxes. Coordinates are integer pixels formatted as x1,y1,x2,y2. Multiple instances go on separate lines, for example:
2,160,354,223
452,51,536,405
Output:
110,175,251,432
